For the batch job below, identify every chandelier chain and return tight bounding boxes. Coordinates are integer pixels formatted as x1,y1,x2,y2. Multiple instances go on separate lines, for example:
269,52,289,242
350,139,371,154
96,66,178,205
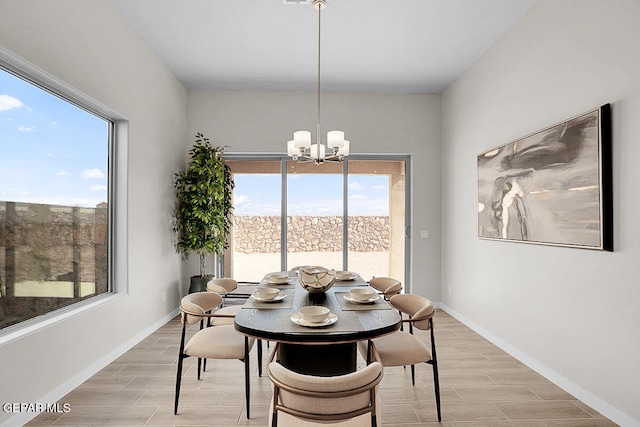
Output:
317,2,321,147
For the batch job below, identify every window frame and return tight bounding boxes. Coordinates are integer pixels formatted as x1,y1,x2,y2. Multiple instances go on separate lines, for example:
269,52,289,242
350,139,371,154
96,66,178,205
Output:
0,47,128,343
224,153,412,291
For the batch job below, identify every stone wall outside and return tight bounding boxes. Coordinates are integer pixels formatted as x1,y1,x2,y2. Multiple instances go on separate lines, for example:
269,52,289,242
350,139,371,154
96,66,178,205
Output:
233,215,389,253
1,202,106,284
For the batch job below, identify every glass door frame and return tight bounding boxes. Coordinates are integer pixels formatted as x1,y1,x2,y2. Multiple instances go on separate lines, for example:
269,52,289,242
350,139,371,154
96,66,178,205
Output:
224,153,412,292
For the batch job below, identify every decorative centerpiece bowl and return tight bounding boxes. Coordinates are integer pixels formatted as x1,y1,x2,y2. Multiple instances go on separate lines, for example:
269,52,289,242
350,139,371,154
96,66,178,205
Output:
297,266,336,293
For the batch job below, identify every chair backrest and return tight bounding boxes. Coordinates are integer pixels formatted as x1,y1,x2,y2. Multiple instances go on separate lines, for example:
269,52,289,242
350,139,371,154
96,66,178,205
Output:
389,294,434,330
206,277,238,294
268,359,382,422
180,292,223,325
368,277,402,297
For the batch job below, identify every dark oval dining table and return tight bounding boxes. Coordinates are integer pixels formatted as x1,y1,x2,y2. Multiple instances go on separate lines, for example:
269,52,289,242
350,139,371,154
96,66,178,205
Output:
234,271,401,376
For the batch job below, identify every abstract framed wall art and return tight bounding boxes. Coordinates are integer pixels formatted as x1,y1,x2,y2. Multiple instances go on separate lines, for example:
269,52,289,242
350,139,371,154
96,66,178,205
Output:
477,104,612,251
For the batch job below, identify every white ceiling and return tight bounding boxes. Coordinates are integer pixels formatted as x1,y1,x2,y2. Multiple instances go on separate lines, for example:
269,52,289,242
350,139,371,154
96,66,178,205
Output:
107,0,538,94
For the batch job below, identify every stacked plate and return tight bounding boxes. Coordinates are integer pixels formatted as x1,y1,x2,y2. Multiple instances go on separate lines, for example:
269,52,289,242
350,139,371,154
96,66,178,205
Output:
343,288,380,304
335,270,357,281
252,287,287,302
265,272,292,285
290,306,338,327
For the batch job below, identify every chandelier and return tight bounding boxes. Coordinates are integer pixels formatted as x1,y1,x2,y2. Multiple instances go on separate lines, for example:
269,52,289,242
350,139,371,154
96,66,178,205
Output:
286,0,350,164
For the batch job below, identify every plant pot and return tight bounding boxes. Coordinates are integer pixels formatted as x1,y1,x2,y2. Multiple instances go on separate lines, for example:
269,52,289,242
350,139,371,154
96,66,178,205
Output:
188,274,213,294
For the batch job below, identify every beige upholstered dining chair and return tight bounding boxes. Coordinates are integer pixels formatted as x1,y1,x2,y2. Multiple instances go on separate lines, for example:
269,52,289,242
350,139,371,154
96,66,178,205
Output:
357,293,441,422
206,278,243,325
368,276,404,330
206,277,252,305
202,283,264,372
267,342,383,427
368,276,402,299
174,292,257,418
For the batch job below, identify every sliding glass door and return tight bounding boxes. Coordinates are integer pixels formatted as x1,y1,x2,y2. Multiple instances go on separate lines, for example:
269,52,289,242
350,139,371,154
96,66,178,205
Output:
226,156,409,287
285,160,344,271
225,160,282,282
347,160,405,281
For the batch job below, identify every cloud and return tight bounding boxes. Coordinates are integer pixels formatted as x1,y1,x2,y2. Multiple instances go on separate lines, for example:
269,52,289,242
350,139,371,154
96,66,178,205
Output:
56,171,70,176
18,125,35,132
348,181,364,190
80,169,105,179
235,194,250,205
0,94,24,111
89,185,107,192
350,194,367,200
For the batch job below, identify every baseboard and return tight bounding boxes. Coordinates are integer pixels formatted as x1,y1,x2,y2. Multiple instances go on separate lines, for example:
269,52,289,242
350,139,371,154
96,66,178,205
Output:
1,308,180,427
438,303,638,427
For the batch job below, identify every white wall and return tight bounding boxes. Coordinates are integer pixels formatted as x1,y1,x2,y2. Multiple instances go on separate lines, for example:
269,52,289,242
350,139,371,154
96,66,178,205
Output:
441,1,640,425
187,90,442,298
0,1,187,425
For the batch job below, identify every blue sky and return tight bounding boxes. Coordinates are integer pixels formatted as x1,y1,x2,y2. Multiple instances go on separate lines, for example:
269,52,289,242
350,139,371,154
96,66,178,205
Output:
234,173,389,216
0,69,108,208
1,68,388,214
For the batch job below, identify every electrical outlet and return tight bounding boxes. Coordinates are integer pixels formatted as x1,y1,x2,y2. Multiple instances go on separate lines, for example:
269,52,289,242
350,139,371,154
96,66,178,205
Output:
420,230,429,239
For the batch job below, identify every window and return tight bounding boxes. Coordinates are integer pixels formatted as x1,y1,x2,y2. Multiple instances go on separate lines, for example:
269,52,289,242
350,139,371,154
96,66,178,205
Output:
226,156,409,287
0,65,112,331
286,160,344,271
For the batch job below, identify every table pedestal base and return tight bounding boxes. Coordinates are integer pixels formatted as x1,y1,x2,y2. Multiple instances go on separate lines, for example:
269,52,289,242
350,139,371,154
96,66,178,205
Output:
278,343,357,376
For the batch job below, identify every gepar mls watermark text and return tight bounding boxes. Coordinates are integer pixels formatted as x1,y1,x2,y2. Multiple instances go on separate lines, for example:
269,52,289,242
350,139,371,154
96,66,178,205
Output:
3,403,71,413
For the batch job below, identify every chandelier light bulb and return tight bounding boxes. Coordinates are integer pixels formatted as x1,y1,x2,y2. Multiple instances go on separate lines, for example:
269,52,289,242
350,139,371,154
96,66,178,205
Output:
293,130,312,148
327,130,345,149
309,143,326,160
287,140,298,156
337,140,350,156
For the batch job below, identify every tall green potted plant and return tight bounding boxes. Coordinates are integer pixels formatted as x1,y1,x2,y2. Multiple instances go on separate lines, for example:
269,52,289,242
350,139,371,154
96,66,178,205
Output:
173,132,234,293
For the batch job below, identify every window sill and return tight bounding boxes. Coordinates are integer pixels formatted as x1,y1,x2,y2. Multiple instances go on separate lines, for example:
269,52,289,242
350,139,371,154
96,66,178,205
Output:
0,292,125,346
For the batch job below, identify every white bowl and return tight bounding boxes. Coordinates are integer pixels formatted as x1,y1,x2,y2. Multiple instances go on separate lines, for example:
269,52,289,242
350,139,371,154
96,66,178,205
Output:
349,288,377,301
267,273,289,284
335,270,353,280
298,306,331,323
255,287,280,300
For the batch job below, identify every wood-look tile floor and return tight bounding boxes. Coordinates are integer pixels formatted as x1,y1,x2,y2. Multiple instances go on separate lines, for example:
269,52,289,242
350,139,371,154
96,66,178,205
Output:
26,309,618,426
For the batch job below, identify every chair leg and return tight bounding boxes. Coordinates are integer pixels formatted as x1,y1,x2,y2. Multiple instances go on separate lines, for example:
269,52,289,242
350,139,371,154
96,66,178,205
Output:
430,320,441,422
410,364,415,386
272,381,279,426
244,336,251,419
258,339,263,377
174,354,185,415
202,317,209,372
174,322,188,415
432,360,441,422
197,357,202,380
